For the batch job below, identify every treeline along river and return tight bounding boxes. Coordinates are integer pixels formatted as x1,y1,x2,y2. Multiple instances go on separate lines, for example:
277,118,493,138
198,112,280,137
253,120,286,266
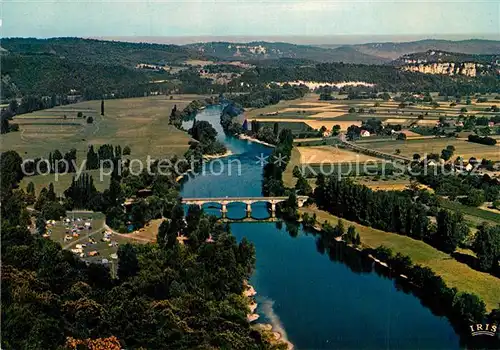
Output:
180,105,460,349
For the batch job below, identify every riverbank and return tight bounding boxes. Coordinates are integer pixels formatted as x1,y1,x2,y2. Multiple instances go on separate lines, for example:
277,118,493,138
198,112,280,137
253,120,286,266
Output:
203,149,233,160
175,168,195,183
299,206,499,311
238,134,275,148
243,281,293,350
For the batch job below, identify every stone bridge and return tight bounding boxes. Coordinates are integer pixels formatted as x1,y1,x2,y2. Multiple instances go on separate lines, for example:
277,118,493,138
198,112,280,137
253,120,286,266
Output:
182,196,309,218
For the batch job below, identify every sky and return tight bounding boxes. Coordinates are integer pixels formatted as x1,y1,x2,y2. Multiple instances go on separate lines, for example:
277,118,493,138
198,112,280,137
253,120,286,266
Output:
2,0,500,44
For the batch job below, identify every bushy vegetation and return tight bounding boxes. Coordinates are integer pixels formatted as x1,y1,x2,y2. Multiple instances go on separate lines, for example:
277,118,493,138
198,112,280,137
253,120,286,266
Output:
0,149,287,350
370,246,489,328
228,84,309,108
188,120,227,155
262,129,294,196
468,134,497,146
416,170,499,204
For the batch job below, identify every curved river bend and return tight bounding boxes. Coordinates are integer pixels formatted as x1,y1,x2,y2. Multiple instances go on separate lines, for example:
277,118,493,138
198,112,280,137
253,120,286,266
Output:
181,106,460,349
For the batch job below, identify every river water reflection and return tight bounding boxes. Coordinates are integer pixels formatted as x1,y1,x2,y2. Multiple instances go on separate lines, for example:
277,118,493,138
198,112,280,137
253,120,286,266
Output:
180,105,460,349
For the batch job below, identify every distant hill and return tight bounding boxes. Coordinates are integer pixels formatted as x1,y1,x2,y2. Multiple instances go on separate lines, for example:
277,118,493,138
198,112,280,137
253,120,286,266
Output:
0,38,213,99
1,37,205,68
393,50,499,65
352,39,500,60
1,54,150,99
392,50,499,77
184,41,386,64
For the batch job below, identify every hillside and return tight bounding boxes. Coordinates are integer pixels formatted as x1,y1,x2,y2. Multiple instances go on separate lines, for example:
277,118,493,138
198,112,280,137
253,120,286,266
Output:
1,54,151,99
393,50,500,77
185,41,386,64
1,37,205,68
352,39,500,60
393,50,499,65
233,61,500,95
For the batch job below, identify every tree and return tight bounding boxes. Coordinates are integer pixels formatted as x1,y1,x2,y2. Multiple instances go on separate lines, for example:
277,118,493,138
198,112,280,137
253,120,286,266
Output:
36,214,46,235
123,146,131,156
77,111,83,118
390,253,412,274
190,120,217,143
42,201,66,220
273,122,279,136
452,292,486,323
251,120,260,134
435,210,469,253
101,99,105,116
292,166,302,178
374,245,393,261
473,224,500,273
440,147,454,161
86,145,99,170
345,225,358,244
460,189,485,207
185,204,203,236
295,175,312,196
413,153,421,161
26,181,36,203
348,107,356,113
47,183,57,201
87,116,94,124
117,243,139,280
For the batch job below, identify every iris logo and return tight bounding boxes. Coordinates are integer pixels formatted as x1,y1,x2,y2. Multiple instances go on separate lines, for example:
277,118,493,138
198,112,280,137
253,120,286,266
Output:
470,323,498,337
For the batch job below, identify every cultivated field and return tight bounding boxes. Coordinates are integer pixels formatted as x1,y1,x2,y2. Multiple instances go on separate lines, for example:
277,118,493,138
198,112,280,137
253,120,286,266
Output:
5,95,207,191
362,138,500,161
244,93,500,136
4,95,203,161
297,146,379,164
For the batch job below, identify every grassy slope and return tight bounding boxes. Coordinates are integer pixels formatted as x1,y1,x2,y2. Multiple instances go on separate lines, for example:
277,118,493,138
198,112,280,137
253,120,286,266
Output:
8,95,204,192
283,147,301,188
439,198,500,225
300,206,500,311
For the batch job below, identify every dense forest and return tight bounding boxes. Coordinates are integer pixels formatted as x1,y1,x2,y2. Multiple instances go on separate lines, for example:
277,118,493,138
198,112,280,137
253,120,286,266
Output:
2,54,150,99
3,38,499,102
233,62,500,94
1,38,204,67
0,149,285,350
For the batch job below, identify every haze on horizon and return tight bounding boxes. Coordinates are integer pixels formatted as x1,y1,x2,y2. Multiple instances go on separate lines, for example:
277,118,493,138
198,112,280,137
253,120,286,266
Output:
3,0,499,45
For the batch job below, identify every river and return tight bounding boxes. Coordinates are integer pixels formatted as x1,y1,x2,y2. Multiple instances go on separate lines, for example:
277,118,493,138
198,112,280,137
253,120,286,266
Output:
181,105,460,349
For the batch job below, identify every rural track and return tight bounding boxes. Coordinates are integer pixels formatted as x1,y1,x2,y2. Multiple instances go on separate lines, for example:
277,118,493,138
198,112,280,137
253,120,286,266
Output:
341,140,412,163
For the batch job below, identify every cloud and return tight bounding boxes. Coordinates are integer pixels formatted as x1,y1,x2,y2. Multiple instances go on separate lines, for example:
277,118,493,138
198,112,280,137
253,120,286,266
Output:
2,0,498,38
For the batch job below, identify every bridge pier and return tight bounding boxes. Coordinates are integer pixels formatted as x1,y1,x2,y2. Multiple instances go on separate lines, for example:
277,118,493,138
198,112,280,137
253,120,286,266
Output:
221,203,227,218
246,203,252,218
181,196,309,220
